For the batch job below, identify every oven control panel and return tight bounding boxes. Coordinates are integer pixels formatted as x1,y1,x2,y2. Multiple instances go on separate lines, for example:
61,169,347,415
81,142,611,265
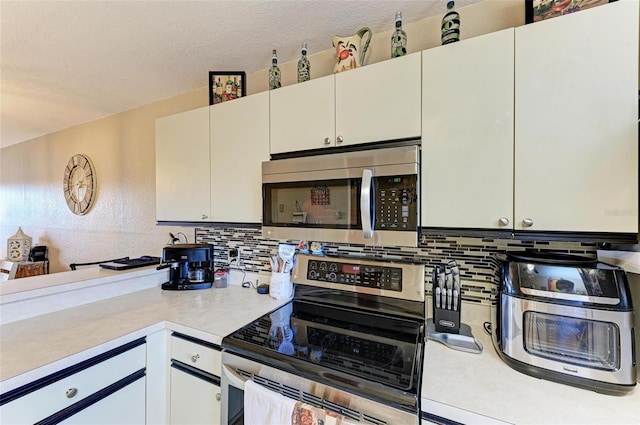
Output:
306,259,402,292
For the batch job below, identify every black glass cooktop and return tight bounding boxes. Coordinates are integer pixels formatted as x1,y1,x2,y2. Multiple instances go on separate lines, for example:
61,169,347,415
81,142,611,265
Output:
223,299,423,393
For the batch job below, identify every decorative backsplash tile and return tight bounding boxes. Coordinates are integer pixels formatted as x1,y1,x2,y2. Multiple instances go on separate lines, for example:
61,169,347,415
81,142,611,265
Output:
196,227,597,306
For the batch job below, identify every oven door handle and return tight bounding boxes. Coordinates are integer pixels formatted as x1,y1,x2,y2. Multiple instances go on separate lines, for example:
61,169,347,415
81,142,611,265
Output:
222,362,249,388
361,169,374,240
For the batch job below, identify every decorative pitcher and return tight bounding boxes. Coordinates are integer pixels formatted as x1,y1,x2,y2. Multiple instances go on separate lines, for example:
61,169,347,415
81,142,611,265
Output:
332,27,372,73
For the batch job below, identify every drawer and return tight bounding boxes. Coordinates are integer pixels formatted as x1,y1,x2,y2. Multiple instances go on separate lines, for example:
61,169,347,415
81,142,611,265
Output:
0,341,146,424
171,334,221,377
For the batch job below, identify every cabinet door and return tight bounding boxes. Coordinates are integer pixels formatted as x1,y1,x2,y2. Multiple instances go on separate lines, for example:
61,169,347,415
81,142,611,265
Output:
156,106,211,222
335,52,421,146
270,75,335,154
170,367,221,425
210,92,270,223
422,29,514,229
60,377,146,425
514,1,638,232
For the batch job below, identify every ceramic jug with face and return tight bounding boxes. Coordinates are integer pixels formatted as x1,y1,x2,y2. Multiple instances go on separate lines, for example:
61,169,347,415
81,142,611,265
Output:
332,27,372,73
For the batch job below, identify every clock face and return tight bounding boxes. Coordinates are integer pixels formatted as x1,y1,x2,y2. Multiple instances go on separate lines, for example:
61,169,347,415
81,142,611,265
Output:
63,154,97,215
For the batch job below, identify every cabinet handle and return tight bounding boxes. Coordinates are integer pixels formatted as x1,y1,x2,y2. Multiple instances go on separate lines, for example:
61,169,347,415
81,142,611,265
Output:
522,218,534,228
66,388,78,399
216,393,221,401
191,354,200,363
201,214,207,220
323,137,332,145
336,135,344,144
498,217,510,226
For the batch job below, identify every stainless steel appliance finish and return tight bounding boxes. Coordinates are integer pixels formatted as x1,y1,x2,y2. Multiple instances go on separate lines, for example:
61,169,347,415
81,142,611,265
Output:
597,243,640,383
492,252,636,395
262,145,420,247
221,254,426,424
221,352,419,425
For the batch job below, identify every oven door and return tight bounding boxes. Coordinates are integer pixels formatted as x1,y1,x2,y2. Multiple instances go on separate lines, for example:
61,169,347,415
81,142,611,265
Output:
498,296,636,386
221,351,419,425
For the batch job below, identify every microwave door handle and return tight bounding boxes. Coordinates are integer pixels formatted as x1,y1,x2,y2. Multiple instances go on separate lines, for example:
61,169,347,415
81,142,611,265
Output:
361,169,374,240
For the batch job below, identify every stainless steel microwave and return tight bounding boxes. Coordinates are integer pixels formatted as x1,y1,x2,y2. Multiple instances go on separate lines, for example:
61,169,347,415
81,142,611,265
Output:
261,145,420,247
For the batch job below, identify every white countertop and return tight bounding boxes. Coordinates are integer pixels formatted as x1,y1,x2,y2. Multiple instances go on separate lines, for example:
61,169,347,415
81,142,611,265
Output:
3,272,639,424
0,278,288,392
421,304,640,425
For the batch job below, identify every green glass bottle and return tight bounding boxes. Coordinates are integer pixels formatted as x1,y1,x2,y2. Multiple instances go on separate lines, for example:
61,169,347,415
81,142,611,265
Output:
391,11,407,58
441,1,460,45
269,49,281,90
297,43,311,83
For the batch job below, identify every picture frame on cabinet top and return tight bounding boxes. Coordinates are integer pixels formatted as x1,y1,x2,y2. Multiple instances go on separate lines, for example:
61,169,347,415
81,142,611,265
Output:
209,71,246,105
525,0,616,24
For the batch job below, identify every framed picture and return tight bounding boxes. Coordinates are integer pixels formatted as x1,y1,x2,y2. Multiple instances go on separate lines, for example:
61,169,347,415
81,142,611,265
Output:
525,0,616,24
209,71,246,105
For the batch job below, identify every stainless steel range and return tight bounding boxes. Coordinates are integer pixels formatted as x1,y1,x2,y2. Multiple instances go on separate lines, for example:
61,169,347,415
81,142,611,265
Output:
221,254,426,425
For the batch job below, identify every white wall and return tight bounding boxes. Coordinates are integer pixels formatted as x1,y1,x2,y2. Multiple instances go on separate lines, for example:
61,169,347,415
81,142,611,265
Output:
0,0,525,273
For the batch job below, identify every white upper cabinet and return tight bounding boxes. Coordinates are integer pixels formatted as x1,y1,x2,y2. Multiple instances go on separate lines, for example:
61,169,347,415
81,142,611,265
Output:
514,1,638,233
335,52,422,147
269,75,335,154
210,92,270,223
422,29,515,229
270,52,421,155
156,106,211,222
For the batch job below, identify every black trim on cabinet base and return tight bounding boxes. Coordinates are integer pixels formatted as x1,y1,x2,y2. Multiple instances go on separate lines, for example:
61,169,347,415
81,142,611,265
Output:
420,227,638,244
420,411,464,425
171,360,221,386
0,337,146,406
156,221,261,229
172,331,222,351
34,369,146,425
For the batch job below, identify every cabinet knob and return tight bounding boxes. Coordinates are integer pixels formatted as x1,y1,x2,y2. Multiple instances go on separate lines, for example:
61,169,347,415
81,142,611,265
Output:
498,217,510,226
66,388,78,399
522,218,534,228
191,354,200,363
336,135,344,144
216,393,221,401
201,214,207,220
324,137,332,145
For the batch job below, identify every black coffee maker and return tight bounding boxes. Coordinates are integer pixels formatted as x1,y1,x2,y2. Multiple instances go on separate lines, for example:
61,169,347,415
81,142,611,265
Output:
158,244,213,290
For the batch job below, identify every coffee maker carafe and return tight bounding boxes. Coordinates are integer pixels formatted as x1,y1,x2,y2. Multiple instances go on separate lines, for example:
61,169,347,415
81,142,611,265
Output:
159,244,213,290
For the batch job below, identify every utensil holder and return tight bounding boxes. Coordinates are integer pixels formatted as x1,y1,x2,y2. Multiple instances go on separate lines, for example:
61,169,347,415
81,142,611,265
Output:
432,271,462,334
270,272,293,299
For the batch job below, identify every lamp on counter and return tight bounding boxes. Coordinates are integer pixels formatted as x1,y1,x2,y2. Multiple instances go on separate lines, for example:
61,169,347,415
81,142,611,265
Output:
6,227,32,262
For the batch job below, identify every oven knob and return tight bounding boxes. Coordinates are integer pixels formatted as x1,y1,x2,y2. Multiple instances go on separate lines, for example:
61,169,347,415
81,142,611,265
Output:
309,271,318,279
328,272,337,282
329,263,338,272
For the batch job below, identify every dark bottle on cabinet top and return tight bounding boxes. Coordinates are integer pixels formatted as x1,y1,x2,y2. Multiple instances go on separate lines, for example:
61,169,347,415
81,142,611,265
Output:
391,11,407,58
441,1,460,45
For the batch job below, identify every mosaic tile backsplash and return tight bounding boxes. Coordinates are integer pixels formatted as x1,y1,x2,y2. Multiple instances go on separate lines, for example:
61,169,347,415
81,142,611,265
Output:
196,227,597,306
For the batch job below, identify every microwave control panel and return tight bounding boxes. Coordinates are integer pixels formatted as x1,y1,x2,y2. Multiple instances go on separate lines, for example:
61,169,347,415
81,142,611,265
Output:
374,175,417,231
306,259,403,292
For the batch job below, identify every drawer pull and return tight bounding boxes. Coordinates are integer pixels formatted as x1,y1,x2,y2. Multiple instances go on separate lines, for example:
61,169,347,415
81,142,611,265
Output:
191,354,200,363
66,388,78,399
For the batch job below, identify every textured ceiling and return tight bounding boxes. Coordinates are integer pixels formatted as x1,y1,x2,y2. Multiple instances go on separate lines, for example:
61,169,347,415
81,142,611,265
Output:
0,0,480,147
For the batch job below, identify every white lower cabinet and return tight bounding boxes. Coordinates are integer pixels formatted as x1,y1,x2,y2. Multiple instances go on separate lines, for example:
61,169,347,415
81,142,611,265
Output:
170,365,221,425
0,339,146,425
60,377,146,425
169,333,222,425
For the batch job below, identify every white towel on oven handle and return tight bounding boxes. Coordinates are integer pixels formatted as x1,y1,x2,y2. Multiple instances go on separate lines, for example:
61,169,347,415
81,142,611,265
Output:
244,379,297,425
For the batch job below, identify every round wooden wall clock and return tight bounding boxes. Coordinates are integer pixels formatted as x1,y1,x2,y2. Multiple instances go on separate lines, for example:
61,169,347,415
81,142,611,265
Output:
63,153,97,215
